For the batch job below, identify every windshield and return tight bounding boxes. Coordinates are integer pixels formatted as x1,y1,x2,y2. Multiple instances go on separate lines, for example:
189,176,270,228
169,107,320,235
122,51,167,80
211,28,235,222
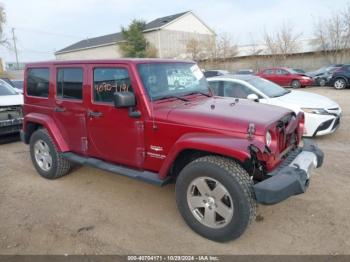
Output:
0,79,17,96
12,80,24,90
137,62,210,100
247,77,290,98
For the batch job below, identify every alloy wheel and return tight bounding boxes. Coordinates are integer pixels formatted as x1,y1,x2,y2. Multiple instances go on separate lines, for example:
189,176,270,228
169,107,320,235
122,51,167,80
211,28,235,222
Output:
187,177,234,228
334,79,346,89
34,139,53,171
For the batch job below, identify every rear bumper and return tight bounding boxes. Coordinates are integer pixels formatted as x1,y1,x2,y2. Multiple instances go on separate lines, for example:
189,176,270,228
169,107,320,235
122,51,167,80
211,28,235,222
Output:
254,139,324,205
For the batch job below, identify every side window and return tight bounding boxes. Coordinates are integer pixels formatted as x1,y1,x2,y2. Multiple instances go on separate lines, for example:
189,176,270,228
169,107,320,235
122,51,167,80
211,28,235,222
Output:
208,81,221,95
264,69,274,75
276,69,288,75
93,68,131,103
27,68,50,97
223,82,252,99
57,68,83,100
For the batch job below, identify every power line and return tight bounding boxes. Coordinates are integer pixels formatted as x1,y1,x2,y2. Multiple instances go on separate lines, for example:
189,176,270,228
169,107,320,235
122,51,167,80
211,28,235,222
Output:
11,28,19,68
14,26,86,40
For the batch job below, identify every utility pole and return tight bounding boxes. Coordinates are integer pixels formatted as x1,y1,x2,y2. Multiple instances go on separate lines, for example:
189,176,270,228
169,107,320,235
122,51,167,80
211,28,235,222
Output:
11,28,19,70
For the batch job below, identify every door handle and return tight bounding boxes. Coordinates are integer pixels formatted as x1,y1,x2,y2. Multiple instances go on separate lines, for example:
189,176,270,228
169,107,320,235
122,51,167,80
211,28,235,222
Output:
88,110,103,118
54,106,66,112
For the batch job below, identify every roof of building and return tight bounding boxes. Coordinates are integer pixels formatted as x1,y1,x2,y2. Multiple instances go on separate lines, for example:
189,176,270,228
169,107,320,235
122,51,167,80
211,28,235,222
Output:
143,11,189,31
56,32,123,54
56,11,190,54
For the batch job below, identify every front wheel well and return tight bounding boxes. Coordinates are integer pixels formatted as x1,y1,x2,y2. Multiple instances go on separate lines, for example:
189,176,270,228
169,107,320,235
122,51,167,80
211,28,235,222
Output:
23,122,43,144
334,76,348,83
169,149,248,181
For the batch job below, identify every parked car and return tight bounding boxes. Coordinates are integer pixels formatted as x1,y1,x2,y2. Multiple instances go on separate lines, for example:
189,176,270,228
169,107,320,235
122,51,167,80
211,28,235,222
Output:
256,67,314,88
21,59,323,242
12,79,24,93
0,77,23,94
235,69,254,75
328,64,350,89
208,74,341,137
203,69,230,78
0,78,23,136
307,64,343,86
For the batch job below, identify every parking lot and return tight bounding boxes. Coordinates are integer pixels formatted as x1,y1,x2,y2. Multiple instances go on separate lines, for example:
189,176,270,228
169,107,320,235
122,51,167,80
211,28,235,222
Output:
0,86,349,255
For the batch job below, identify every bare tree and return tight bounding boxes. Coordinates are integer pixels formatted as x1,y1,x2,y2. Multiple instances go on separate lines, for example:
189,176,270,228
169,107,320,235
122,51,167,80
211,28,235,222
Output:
216,33,238,59
0,5,8,46
204,36,218,62
263,23,301,65
312,6,350,63
186,38,206,61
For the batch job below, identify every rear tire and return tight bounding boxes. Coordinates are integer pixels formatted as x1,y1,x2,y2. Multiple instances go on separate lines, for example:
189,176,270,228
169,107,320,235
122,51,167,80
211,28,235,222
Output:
29,129,72,179
334,78,347,90
175,156,256,242
291,80,301,89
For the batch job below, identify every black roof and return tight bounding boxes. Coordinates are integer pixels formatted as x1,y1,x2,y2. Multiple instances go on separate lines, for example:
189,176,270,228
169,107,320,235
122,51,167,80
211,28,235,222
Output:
56,11,190,54
57,32,123,54
144,11,188,31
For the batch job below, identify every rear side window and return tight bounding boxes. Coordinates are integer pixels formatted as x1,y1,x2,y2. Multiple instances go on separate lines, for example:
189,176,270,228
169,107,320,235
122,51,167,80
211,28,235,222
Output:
57,68,83,100
264,69,274,75
27,68,50,97
93,68,131,103
276,69,288,75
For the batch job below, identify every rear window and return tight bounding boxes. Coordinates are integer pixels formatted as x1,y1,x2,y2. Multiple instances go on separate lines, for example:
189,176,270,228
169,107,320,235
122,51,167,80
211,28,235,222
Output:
27,68,50,97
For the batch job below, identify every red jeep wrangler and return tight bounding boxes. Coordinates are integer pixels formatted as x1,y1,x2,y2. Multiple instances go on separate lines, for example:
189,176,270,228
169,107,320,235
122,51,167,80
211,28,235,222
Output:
21,59,323,242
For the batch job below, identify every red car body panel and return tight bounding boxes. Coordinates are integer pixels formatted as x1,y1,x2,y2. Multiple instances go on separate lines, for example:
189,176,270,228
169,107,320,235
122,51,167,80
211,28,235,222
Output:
22,59,303,179
256,67,314,87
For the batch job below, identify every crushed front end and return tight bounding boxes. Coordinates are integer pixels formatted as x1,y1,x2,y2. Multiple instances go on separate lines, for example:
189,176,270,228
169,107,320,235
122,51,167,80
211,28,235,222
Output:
246,112,324,204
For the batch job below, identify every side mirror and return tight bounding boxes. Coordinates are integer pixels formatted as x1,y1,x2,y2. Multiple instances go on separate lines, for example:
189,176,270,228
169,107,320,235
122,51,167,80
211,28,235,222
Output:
114,92,136,108
247,94,259,102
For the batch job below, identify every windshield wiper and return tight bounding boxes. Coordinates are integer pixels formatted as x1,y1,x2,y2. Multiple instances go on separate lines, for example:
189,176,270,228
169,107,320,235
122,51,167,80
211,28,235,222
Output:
156,95,189,102
185,91,212,97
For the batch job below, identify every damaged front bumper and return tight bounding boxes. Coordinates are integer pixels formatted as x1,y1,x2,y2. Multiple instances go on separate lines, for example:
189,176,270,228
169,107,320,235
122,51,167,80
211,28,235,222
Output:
254,139,324,205
0,118,23,136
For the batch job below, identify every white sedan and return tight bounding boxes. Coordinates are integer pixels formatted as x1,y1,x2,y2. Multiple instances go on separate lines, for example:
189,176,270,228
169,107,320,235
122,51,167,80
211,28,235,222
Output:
208,75,341,137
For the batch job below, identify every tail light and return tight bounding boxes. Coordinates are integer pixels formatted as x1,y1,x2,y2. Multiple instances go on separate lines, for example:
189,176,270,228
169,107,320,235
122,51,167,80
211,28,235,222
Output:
299,112,305,137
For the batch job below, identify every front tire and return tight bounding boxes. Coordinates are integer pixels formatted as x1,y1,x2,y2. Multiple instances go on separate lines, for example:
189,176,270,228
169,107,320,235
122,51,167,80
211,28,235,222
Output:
334,78,347,90
319,78,326,87
291,80,301,89
175,156,256,242
30,129,72,179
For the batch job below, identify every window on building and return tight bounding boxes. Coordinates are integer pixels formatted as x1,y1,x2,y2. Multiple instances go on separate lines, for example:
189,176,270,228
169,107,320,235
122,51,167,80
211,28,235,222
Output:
57,68,83,100
93,68,131,103
27,68,50,97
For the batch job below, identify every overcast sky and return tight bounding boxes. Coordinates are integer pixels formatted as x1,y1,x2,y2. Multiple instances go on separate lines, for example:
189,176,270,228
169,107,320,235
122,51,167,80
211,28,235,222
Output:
0,0,348,63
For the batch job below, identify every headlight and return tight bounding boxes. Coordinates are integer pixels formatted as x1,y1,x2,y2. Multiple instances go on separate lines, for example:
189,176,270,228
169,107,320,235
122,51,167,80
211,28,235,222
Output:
301,108,329,115
266,131,272,147
302,76,310,80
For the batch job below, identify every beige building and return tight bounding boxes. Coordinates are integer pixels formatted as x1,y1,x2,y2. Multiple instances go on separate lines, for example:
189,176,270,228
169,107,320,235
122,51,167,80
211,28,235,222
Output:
55,11,215,60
